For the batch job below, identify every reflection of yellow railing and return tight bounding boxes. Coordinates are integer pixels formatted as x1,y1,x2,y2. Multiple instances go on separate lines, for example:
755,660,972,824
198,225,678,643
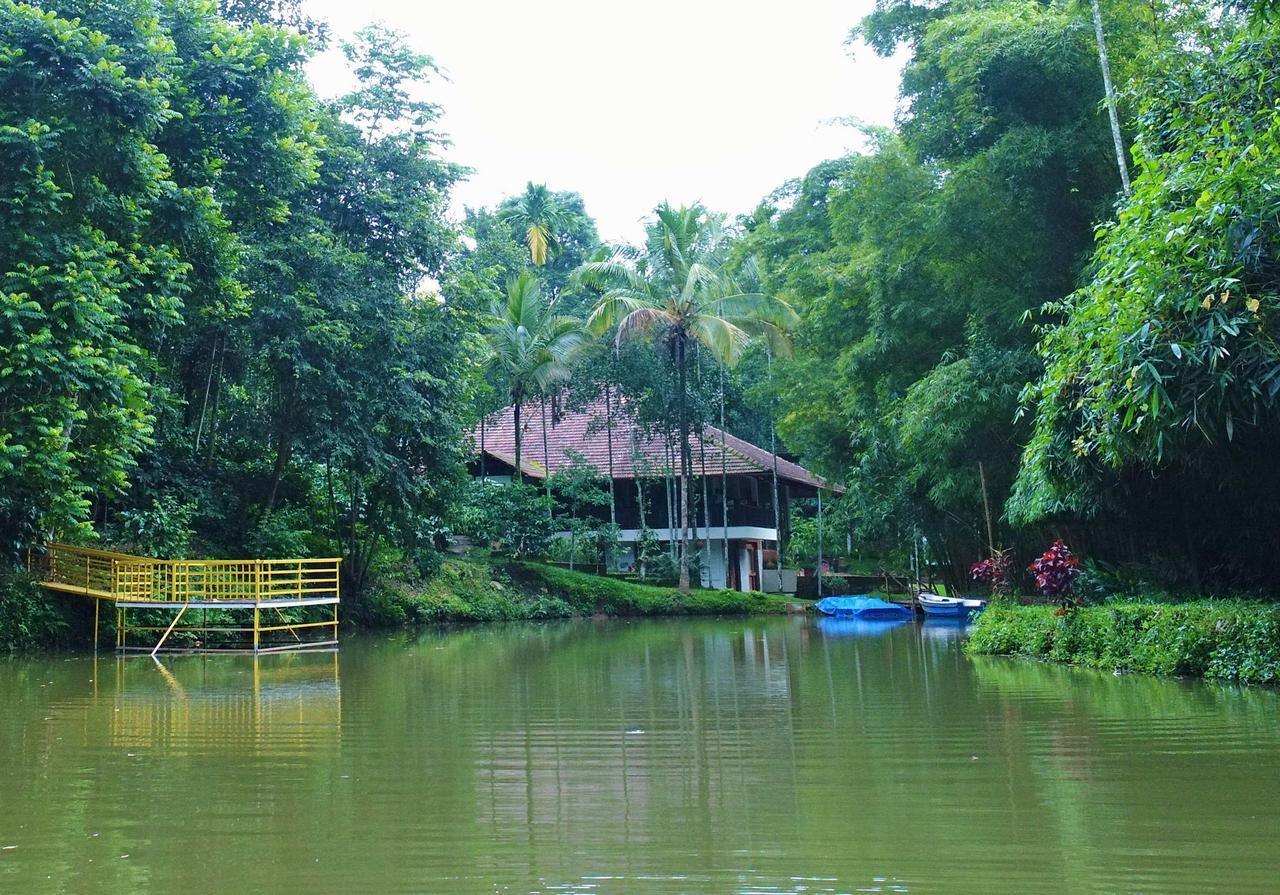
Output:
31,543,341,605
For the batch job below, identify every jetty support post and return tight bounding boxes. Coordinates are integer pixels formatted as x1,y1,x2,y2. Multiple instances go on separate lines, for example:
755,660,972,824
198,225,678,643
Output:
150,604,189,658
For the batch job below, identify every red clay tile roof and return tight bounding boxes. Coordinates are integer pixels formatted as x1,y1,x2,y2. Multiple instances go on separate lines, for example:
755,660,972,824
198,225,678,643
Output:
471,398,835,491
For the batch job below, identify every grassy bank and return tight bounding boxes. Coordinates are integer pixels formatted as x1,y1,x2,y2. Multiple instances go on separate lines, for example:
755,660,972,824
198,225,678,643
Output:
967,600,1280,685
362,557,794,627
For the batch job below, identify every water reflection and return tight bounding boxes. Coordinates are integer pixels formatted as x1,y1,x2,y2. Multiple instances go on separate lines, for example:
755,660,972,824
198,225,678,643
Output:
107,652,342,751
815,616,909,637
2,619,1279,895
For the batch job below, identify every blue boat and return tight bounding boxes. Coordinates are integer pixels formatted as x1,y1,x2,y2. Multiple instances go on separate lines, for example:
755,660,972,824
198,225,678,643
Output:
815,595,914,621
917,593,986,618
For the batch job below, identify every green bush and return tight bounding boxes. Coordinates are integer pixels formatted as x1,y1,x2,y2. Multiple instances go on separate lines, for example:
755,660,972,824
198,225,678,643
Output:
459,481,554,558
246,507,313,558
105,495,196,558
0,569,71,651
967,600,1280,685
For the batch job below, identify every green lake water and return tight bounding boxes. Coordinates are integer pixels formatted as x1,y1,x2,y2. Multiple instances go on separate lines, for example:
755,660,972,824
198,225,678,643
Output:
2,616,1279,894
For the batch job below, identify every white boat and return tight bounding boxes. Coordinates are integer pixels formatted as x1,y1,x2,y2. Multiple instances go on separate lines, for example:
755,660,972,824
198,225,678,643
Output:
917,592,986,618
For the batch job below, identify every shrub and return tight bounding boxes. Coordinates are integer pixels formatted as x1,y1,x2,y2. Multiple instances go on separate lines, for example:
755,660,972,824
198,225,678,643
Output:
968,599,1280,685
1028,539,1080,601
970,549,1014,597
0,569,70,650
105,495,196,558
246,507,313,558
459,481,554,558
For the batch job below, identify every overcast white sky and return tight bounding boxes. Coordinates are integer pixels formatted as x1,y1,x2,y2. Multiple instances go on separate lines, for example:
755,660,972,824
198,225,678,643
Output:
305,0,903,244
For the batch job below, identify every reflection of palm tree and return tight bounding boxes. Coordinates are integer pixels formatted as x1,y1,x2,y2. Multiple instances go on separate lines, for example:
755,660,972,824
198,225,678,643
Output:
577,203,797,590
483,272,583,482
499,182,568,266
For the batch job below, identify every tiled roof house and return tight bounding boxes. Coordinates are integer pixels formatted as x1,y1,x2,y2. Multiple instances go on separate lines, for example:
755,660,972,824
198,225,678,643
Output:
470,399,837,592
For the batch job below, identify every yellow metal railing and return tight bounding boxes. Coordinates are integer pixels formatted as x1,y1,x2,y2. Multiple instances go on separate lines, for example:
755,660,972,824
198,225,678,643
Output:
31,543,341,605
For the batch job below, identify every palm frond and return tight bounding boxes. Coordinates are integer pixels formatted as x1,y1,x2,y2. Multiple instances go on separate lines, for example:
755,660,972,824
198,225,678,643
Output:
616,307,674,345
586,290,655,337
689,315,751,366
526,224,551,266
716,292,800,329
680,262,723,306
573,259,649,294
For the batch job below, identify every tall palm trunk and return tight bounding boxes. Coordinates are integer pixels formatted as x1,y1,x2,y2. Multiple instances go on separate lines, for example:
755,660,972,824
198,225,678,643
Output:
676,337,691,592
605,383,616,526
696,347,710,585
540,395,553,518
512,392,524,483
767,349,783,591
720,363,729,586
632,430,647,577
605,382,617,572
1089,0,1131,195
670,432,680,555
479,412,487,480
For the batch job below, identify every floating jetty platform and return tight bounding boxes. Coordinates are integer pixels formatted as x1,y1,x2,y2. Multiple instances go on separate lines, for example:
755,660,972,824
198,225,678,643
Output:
29,543,341,655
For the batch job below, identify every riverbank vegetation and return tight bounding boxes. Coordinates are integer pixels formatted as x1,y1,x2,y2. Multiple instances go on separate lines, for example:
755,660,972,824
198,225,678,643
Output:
360,557,790,628
968,601,1280,686
5,0,1280,648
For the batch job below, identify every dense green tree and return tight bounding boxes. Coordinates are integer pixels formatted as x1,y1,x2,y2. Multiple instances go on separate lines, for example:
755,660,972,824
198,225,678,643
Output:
1011,22,1280,586
742,0,1173,585
0,2,470,597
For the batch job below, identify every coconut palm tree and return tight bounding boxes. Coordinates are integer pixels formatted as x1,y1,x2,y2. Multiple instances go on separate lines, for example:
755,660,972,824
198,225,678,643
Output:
484,272,584,482
499,182,569,267
575,203,798,590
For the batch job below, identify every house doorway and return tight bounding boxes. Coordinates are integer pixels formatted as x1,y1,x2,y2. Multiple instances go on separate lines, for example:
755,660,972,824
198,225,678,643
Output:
745,541,760,592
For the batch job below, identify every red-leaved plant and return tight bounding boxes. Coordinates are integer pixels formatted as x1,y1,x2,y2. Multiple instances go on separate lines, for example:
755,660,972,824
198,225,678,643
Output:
970,549,1013,597
1028,539,1080,609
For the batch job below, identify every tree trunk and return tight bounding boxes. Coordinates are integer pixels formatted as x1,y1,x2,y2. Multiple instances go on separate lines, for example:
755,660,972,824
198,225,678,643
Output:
664,435,676,560
540,395,553,518
696,344,709,584
513,395,523,483
479,412,487,480
208,334,226,457
699,429,710,586
326,459,338,550
720,363,729,585
265,434,292,514
605,383,616,526
767,349,783,592
193,336,218,453
605,382,616,572
677,337,691,592
1090,0,1132,195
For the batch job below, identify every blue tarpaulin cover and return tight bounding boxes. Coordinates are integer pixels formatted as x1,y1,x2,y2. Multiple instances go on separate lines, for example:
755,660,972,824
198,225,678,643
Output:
815,595,914,621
